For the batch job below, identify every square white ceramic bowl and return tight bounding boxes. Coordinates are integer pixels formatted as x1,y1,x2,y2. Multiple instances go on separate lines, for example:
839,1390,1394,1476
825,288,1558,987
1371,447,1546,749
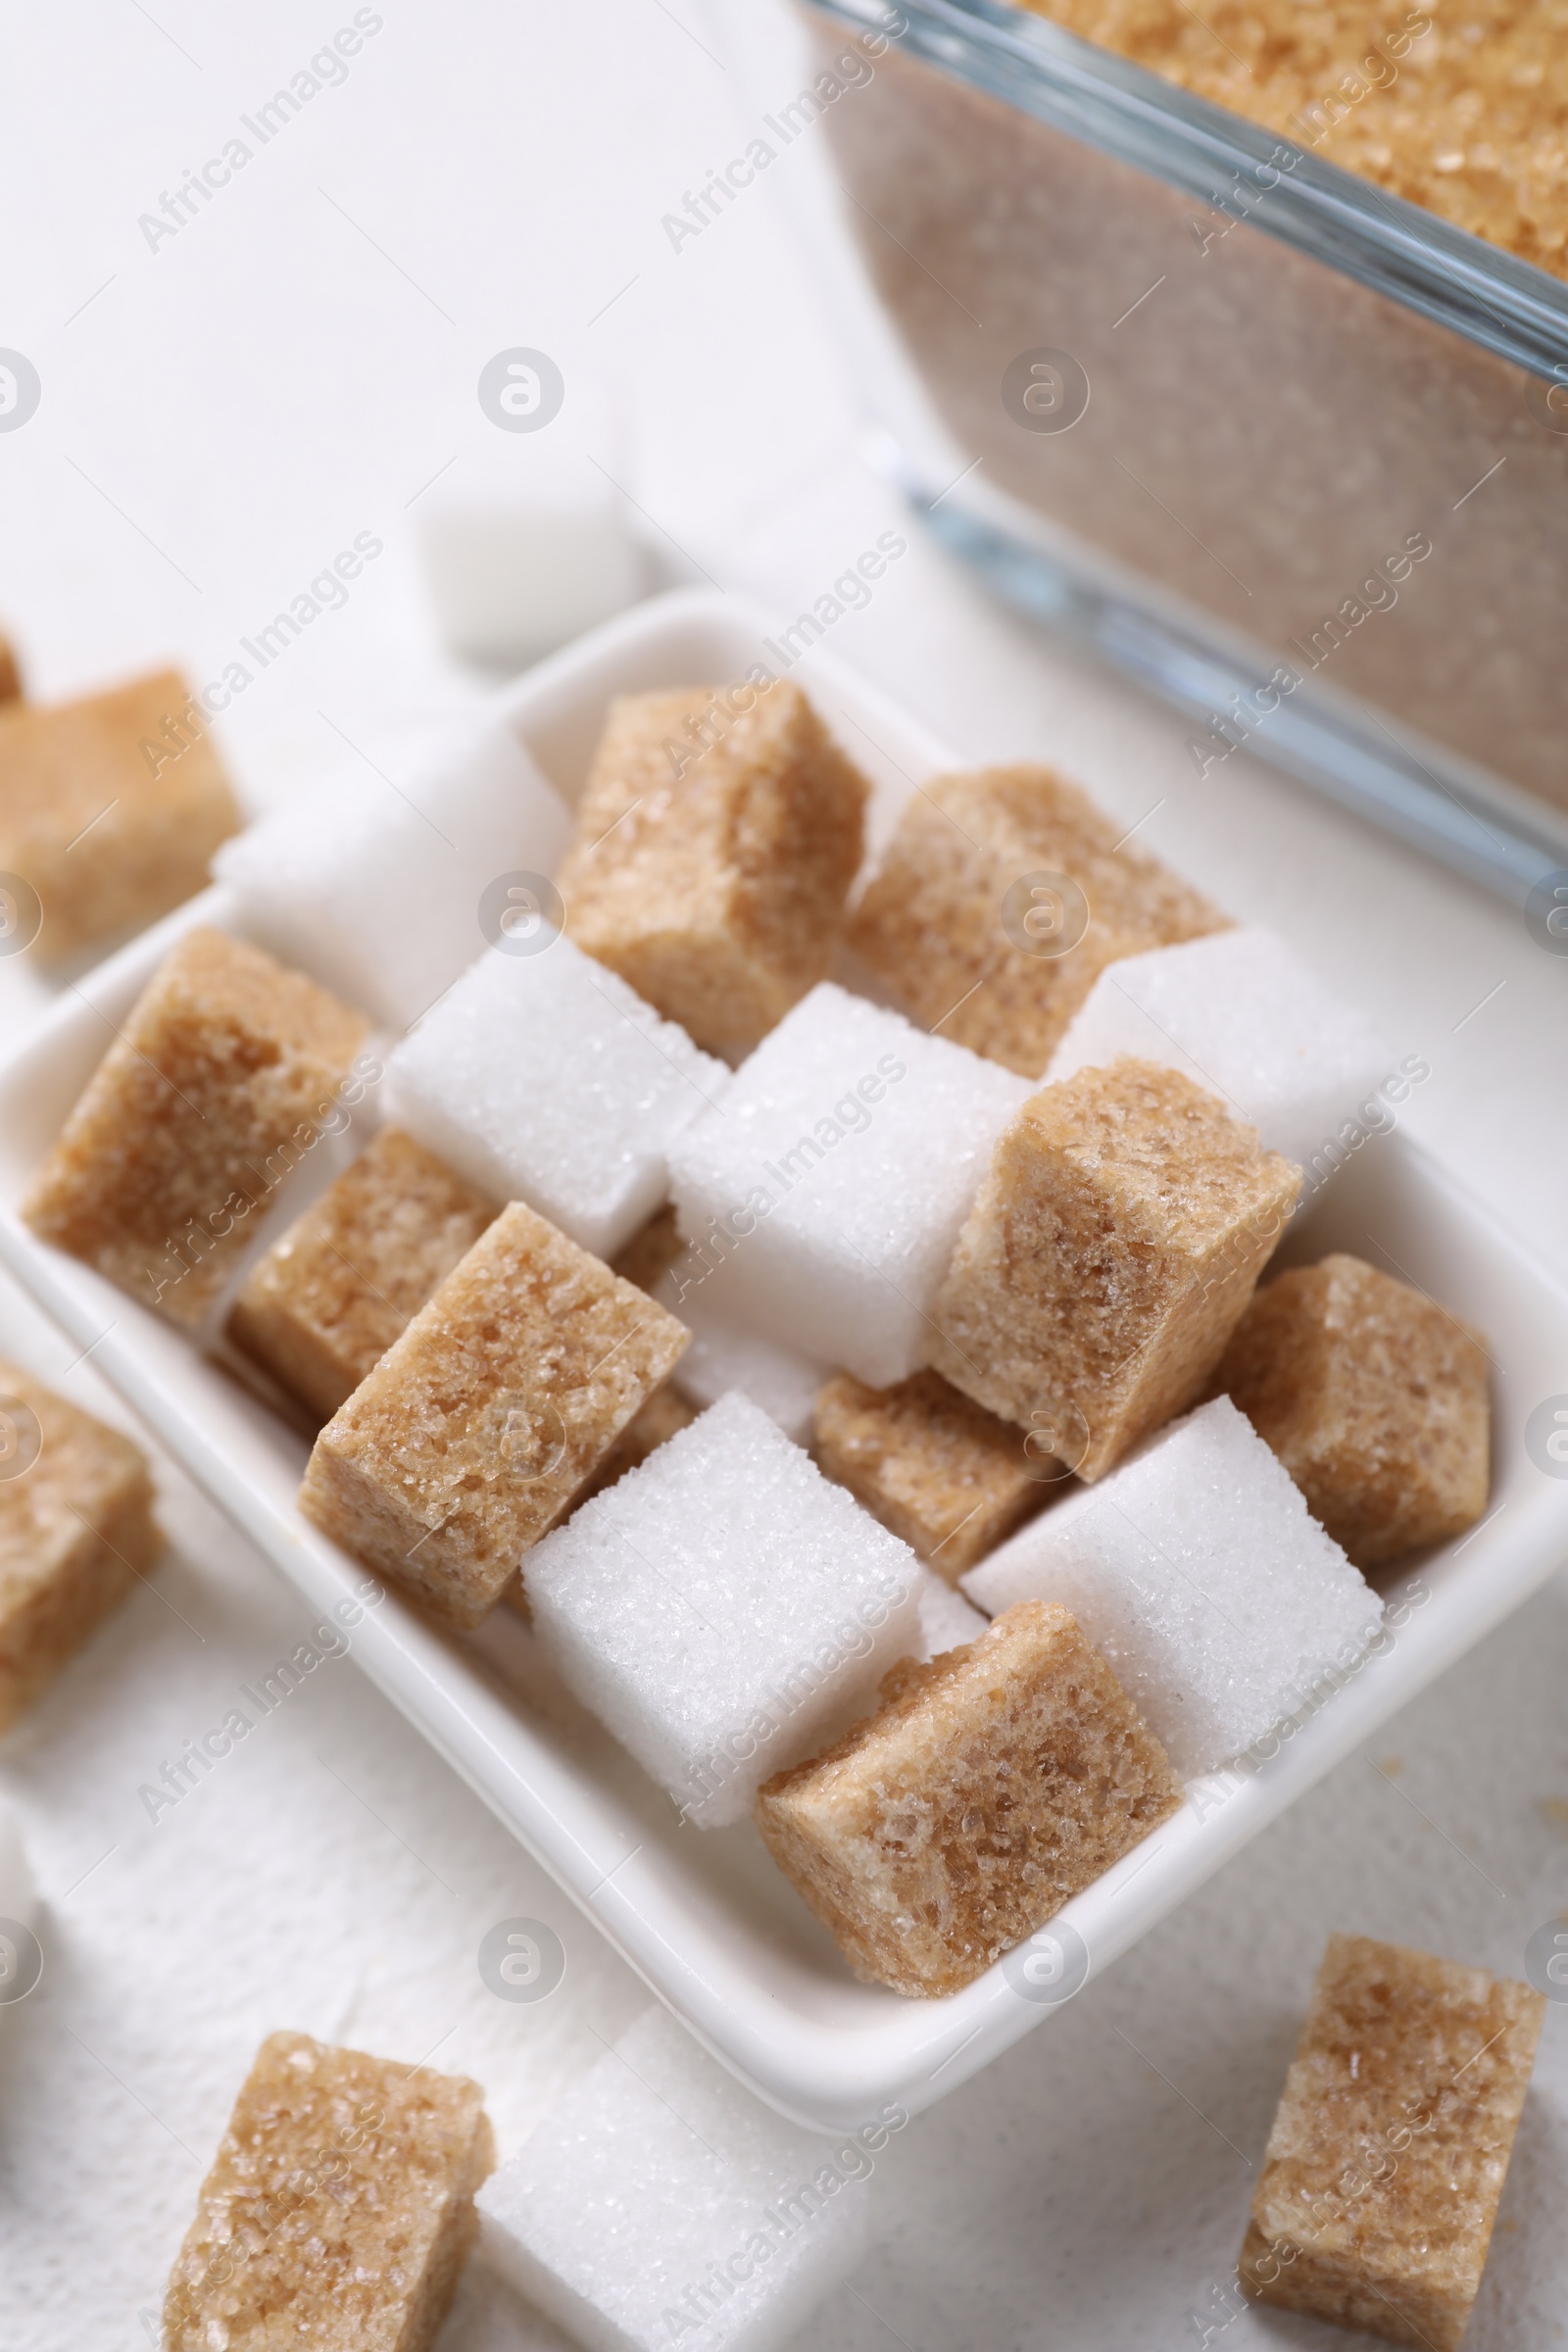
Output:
2,588,1566,2132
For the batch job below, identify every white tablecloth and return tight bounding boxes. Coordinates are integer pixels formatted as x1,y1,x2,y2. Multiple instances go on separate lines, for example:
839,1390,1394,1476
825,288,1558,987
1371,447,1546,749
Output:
3,7,1565,2345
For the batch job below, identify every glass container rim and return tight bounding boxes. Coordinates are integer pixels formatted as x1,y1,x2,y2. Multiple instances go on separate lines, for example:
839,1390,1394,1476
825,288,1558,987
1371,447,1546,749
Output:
802,0,1568,383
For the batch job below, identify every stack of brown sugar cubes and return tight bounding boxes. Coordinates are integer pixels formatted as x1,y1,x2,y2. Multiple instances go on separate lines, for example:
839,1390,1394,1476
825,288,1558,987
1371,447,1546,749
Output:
19,662,1493,2020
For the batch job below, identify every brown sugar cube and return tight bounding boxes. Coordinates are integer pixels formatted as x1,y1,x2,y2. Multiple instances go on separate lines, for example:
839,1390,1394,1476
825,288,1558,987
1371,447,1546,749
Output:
300,1200,690,1627
847,762,1228,1077
163,2030,494,2352
0,666,240,960
813,1367,1047,1578
0,633,20,704
1239,1934,1544,2349
0,1359,159,1731
228,1128,497,1420
23,927,368,1327
1213,1253,1491,1570
611,1201,684,1295
558,678,870,1058
755,1598,1180,1996
929,1059,1299,1480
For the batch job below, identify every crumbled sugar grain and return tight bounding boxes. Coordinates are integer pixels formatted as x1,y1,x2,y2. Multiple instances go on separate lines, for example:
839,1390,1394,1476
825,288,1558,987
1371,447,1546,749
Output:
477,2004,873,2352
667,982,1032,1389
386,934,727,1262
525,1391,921,1826
964,1396,1382,1776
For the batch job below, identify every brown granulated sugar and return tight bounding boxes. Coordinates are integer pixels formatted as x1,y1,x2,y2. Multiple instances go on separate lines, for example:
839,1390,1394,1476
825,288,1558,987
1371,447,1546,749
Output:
1239,1933,1544,2348
0,667,239,958
163,2031,494,2352
299,1200,689,1627
558,679,869,1059
0,1358,159,1731
813,1367,1048,1577
1213,1251,1490,1568
929,1058,1299,1479
848,763,1227,1077
22,927,368,1327
1021,0,1568,281
229,1127,497,1420
755,1598,1181,1996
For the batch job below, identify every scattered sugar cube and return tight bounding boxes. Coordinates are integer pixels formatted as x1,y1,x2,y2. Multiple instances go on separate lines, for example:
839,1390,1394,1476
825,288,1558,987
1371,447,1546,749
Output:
419,492,648,668
558,680,870,1059
215,715,572,1032
526,1391,920,1826
0,633,20,703
163,2030,494,2352
300,1201,689,1627
668,983,1032,1390
228,1127,498,1420
848,762,1227,1076
651,1268,830,1446
813,1368,1046,1578
756,1600,1180,1996
1239,1935,1544,2348
478,2004,872,2352
1214,1252,1491,1569
930,1060,1299,1479
387,934,726,1262
1046,927,1395,1175
0,666,239,961
914,1566,988,1658
964,1396,1382,1775
23,928,369,1327
0,1360,160,1731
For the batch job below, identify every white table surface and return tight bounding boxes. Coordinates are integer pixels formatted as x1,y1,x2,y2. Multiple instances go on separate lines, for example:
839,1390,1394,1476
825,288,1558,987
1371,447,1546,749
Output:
3,6,1567,2346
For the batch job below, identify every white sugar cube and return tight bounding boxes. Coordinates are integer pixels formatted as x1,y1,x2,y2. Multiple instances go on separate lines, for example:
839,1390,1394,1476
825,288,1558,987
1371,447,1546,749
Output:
1045,927,1395,1176
419,494,649,670
914,1567,988,1660
385,935,727,1261
526,1391,920,1826
478,2005,875,2352
215,716,572,1032
963,1396,1383,1776
651,1268,829,1446
666,984,1032,1389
